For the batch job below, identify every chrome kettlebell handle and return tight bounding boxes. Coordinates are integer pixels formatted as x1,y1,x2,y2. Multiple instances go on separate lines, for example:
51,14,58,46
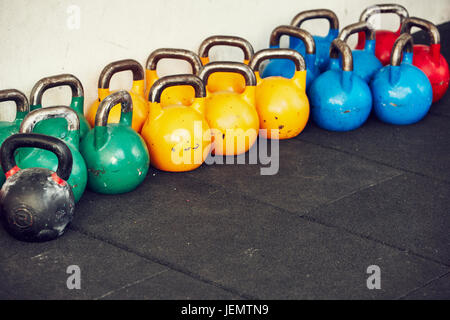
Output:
20,106,80,133
30,74,84,106
360,4,409,25
98,59,145,89
95,90,133,127
149,74,206,103
291,9,339,30
146,48,203,74
390,33,414,67
198,61,257,87
339,21,376,42
269,25,316,54
401,17,440,45
198,35,254,61
249,48,306,73
330,39,353,71
0,89,29,114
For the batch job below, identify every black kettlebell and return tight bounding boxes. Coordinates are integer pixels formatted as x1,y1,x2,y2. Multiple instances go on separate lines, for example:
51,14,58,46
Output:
0,133,75,242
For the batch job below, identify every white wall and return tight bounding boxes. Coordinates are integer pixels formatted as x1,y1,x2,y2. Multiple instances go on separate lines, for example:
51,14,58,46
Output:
1,0,449,120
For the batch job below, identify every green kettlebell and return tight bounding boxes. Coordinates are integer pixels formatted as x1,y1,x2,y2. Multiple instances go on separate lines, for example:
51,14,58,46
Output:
18,106,88,203
0,89,29,186
80,90,149,194
30,74,91,139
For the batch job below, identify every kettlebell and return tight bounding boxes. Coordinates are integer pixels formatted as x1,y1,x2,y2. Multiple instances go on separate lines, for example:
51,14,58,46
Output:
401,17,449,103
199,62,259,155
18,106,87,203
261,25,319,90
0,133,74,242
141,74,211,172
81,91,149,194
290,9,339,72
371,33,433,125
87,59,148,132
308,39,372,131
145,48,203,107
29,74,91,139
198,35,254,94
250,48,310,139
0,89,29,186
356,4,409,66
334,21,382,82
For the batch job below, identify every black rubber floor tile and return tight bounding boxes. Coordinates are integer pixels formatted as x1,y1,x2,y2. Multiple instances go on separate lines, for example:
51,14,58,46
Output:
309,173,450,266
101,270,240,300
0,229,167,299
401,273,450,300
298,114,450,182
429,91,450,118
72,175,448,299
183,139,401,214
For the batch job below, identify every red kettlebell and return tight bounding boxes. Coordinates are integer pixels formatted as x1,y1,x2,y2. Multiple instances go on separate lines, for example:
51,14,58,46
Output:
401,17,449,103
356,4,409,66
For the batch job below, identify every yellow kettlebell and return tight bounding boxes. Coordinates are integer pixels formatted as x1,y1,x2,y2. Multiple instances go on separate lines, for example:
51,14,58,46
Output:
145,48,203,107
87,59,148,132
198,36,254,94
199,62,259,156
141,74,211,172
249,48,310,139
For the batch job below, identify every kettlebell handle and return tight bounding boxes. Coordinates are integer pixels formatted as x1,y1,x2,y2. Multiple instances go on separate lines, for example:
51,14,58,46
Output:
30,74,83,106
95,90,133,127
291,9,339,30
401,17,440,45
360,4,409,25
0,89,29,115
198,61,257,87
330,39,353,71
146,48,203,75
339,21,376,42
249,48,306,73
390,33,414,67
269,25,316,54
20,106,80,134
149,74,206,103
198,35,254,61
0,133,73,181
98,59,145,89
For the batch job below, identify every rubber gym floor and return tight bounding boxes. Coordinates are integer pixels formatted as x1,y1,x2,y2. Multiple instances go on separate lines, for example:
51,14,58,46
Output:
0,23,449,300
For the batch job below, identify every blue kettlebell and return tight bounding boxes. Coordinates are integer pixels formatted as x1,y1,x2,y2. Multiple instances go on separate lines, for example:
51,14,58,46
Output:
331,21,382,82
370,33,433,125
261,25,319,90
308,39,372,131
290,9,339,72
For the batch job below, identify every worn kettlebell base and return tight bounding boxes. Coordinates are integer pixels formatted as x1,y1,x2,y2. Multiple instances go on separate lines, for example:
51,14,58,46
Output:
142,106,211,172
256,78,310,139
204,93,259,156
371,65,433,125
0,168,75,242
309,70,372,132
412,45,450,103
81,125,149,194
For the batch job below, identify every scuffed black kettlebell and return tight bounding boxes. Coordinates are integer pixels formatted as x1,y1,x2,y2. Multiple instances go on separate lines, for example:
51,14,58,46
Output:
0,133,75,242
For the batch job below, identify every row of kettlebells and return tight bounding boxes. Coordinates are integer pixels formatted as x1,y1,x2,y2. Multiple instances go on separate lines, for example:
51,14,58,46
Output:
0,3,449,242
